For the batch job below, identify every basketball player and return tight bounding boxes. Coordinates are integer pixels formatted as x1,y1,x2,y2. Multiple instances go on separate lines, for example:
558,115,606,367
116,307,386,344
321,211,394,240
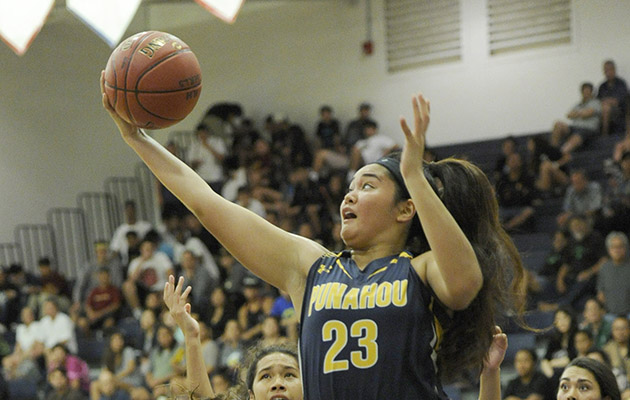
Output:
164,275,302,400
101,74,525,399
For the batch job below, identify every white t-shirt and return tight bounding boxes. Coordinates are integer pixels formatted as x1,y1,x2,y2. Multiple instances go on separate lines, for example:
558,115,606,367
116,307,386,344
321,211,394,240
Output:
128,251,173,291
38,312,77,353
355,134,397,164
187,136,227,183
16,321,41,351
110,221,153,264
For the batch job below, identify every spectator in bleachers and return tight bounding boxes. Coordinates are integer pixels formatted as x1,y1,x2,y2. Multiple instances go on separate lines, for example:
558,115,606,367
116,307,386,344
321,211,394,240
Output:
269,290,298,343
557,169,603,227
199,286,237,340
493,136,518,183
541,307,578,379
345,102,373,149
237,277,265,345
82,267,122,334
580,297,612,349
586,348,629,397
72,241,123,322
122,231,141,274
348,120,399,180
597,232,630,317
217,319,244,379
186,122,227,194
183,212,221,257
551,82,602,155
503,348,548,400
527,135,570,196
554,215,606,311
46,366,86,400
2,306,42,382
496,152,538,233
156,141,187,219
89,369,131,400
598,60,628,136
6,263,38,310
100,331,144,389
176,250,216,314
259,316,288,347
597,152,630,235
122,239,174,320
603,316,630,391
28,257,71,315
109,200,153,267
196,321,219,376
315,105,341,151
538,230,571,298
0,266,20,327
613,135,630,163
39,298,77,355
209,368,232,397
235,185,266,218
575,329,595,358
47,343,90,393
144,324,183,399
138,309,158,357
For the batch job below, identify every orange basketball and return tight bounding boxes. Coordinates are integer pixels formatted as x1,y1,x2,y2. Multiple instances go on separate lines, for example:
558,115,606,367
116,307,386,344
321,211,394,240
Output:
104,31,202,129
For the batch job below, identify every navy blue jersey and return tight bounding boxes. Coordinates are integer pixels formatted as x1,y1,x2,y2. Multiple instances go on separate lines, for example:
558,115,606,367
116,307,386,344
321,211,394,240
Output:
299,250,448,400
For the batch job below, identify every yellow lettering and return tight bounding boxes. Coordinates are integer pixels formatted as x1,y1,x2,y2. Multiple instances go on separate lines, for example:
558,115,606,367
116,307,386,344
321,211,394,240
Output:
375,281,393,308
315,283,332,311
359,283,377,309
392,279,408,307
307,285,320,317
341,288,359,310
325,283,347,310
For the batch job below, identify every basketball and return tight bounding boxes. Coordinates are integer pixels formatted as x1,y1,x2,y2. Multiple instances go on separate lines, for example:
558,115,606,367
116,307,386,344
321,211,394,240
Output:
104,31,202,129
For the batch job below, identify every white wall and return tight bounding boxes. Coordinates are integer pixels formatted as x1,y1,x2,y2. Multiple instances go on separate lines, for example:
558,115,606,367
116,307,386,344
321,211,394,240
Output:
1,0,629,243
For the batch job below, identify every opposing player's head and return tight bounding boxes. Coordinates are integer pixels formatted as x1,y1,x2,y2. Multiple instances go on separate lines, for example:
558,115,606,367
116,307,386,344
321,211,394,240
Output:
245,343,302,400
558,357,620,400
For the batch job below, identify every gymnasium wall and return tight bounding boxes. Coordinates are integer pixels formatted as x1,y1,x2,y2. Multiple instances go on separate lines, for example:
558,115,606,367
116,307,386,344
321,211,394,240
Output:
0,0,629,243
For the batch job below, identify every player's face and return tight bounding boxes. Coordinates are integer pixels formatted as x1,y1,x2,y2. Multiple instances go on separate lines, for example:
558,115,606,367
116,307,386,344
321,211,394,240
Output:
249,353,302,400
557,366,602,400
340,164,401,250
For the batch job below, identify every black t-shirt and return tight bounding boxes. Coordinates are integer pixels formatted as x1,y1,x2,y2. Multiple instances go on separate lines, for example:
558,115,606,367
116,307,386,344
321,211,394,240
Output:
504,371,548,399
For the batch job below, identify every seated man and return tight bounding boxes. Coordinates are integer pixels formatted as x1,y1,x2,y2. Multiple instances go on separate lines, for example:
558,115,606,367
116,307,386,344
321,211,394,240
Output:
122,239,174,319
551,82,601,155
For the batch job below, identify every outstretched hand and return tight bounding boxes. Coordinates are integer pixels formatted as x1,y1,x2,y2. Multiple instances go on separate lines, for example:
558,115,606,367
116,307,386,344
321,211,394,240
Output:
163,275,200,338
100,70,140,140
399,93,430,177
484,326,508,372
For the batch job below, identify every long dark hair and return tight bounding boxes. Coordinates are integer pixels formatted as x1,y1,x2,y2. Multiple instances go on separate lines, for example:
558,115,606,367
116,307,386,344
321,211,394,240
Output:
564,357,620,400
386,154,526,381
211,342,299,400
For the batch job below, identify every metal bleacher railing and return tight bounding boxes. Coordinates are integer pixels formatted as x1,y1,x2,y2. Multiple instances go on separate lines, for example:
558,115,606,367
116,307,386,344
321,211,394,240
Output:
46,207,90,280
0,242,22,268
77,192,119,250
14,224,57,275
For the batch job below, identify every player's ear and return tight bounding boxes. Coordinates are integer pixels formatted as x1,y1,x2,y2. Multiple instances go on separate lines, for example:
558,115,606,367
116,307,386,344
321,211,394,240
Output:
396,199,416,223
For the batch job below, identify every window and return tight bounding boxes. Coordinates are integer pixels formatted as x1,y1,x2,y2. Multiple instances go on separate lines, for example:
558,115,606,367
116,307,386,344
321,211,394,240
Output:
385,0,461,72
487,0,571,55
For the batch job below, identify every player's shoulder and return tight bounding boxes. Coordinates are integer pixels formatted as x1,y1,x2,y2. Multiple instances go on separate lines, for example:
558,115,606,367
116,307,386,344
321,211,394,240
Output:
410,250,434,285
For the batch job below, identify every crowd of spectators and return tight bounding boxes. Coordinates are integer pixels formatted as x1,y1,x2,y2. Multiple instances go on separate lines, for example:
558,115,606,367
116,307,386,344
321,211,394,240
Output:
0,59,630,399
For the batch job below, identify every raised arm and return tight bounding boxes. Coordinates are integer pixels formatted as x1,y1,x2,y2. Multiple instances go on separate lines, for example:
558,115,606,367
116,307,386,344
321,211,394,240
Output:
100,72,325,307
400,94,483,310
164,276,214,399
479,326,508,400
